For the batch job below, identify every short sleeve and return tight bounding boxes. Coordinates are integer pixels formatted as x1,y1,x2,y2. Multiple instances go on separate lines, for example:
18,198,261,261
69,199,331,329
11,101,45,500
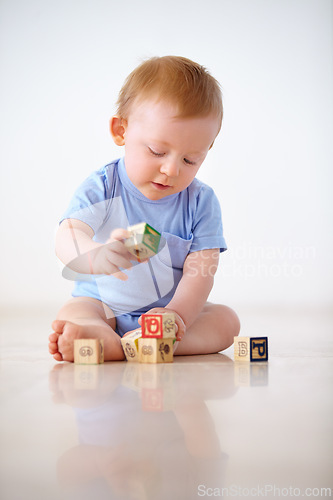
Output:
60,164,115,234
190,184,227,253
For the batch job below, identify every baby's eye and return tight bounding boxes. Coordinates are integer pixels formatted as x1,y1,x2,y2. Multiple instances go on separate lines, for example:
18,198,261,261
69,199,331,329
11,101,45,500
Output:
183,158,196,165
148,147,164,157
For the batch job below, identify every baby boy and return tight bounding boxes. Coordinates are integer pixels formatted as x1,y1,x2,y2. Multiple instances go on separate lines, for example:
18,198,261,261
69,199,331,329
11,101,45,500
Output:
48,56,240,362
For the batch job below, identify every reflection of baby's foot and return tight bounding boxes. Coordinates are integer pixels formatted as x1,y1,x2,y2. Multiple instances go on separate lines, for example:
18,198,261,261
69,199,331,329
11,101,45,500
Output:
49,320,87,362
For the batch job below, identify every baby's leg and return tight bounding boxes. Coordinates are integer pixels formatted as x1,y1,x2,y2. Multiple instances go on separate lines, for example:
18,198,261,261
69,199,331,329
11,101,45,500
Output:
48,297,125,362
174,303,240,356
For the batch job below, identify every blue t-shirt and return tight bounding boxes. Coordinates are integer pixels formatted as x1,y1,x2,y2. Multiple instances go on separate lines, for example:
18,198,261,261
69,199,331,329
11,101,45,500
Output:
61,157,226,317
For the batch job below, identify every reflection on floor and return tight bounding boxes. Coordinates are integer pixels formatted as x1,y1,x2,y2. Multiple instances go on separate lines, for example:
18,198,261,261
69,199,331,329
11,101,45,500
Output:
1,306,332,500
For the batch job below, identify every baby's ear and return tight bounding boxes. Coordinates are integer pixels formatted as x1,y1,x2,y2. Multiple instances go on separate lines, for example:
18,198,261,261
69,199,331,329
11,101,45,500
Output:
110,116,127,146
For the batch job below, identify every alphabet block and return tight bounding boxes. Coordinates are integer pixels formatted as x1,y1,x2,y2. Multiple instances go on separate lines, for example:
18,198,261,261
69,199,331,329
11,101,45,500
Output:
121,328,142,362
234,336,268,362
141,312,176,339
74,339,104,364
125,222,161,262
138,338,174,363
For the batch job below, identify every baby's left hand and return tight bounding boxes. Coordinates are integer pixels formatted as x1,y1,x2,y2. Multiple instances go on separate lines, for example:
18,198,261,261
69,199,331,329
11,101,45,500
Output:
138,307,185,341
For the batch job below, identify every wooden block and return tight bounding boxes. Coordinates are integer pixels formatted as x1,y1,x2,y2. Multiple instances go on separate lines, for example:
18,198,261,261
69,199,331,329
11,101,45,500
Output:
121,328,142,362
138,338,174,363
250,337,268,361
234,336,268,362
234,337,250,361
125,222,161,262
141,312,176,339
74,339,104,364
161,312,176,339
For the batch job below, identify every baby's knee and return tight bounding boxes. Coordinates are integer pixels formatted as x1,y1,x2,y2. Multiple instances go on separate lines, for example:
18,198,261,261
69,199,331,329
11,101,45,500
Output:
218,305,241,347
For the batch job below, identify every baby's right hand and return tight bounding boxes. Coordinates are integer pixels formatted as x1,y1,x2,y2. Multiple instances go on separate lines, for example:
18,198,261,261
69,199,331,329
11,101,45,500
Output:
89,228,134,280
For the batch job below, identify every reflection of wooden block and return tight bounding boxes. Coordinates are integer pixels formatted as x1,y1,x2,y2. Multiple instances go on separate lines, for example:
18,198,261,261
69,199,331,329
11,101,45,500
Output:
138,363,160,388
234,363,269,386
125,222,161,262
142,312,176,339
121,329,142,361
138,338,173,363
74,339,104,364
142,388,164,411
122,363,141,392
250,363,269,386
74,365,99,389
141,366,176,411
234,337,268,362
141,387,175,412
234,362,251,386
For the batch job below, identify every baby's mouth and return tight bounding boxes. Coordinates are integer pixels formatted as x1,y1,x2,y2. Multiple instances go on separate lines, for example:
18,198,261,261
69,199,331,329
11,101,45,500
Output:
151,182,171,191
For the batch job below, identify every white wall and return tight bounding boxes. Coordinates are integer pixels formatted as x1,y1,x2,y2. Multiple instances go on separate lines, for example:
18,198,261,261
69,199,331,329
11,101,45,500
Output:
1,0,332,311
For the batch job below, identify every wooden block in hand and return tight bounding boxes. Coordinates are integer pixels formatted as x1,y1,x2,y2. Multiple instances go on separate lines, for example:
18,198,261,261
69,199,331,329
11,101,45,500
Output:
138,338,174,363
141,312,176,339
234,336,268,362
121,328,142,362
74,339,104,364
125,222,161,262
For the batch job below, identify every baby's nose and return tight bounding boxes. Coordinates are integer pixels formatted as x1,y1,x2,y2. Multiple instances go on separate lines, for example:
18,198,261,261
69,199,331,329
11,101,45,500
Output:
160,159,180,177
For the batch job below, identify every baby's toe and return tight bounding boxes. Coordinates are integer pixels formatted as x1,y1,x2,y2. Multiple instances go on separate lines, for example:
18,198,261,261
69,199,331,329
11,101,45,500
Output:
49,341,59,354
51,320,66,333
53,352,63,362
49,332,59,343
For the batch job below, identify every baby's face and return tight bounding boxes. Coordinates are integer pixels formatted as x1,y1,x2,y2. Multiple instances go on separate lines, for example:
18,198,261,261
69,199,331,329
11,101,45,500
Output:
120,99,219,201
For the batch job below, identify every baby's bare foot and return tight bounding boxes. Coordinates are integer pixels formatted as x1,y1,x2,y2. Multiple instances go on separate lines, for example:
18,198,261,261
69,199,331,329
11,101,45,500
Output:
49,320,91,362
49,319,126,362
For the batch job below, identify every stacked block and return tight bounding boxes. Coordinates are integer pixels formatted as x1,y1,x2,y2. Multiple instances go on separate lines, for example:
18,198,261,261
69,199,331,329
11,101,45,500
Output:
234,336,268,362
121,313,176,363
74,339,104,364
120,328,142,362
138,338,174,363
141,312,176,339
125,222,161,262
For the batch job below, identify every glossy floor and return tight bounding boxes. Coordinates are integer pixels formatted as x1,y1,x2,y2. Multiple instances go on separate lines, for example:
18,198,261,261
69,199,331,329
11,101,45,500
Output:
1,306,332,500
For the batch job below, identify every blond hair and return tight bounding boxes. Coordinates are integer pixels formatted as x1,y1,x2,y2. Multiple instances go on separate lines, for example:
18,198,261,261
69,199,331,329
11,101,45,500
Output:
116,56,223,132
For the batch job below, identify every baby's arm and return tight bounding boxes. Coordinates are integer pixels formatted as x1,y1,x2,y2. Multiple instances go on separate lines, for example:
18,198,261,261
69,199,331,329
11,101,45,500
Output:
56,218,134,281
141,249,219,338
166,249,219,328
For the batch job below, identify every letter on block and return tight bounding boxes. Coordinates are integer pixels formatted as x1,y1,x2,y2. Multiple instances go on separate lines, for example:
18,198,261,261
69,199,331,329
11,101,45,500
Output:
138,338,174,363
121,329,142,362
141,312,176,339
74,339,104,364
234,336,268,362
125,222,161,262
